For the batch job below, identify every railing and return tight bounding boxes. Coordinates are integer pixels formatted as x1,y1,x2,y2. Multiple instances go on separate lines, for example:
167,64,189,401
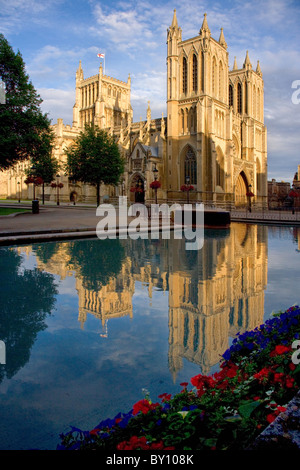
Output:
231,208,300,223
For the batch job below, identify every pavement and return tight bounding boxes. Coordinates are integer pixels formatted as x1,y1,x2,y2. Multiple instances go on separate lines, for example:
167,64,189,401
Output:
0,200,136,245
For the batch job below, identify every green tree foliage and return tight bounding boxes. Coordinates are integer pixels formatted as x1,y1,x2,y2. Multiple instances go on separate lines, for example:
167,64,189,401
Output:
65,124,125,205
0,34,53,170
26,147,60,204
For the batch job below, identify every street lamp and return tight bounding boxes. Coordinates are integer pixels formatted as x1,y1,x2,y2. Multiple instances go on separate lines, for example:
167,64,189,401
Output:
153,164,158,204
56,174,60,205
17,181,20,203
186,176,191,204
31,165,36,200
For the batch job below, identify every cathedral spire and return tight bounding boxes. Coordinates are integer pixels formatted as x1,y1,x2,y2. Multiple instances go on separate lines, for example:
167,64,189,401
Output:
76,60,83,80
256,60,262,76
171,8,178,28
199,13,211,37
219,28,227,49
243,50,252,70
233,56,238,70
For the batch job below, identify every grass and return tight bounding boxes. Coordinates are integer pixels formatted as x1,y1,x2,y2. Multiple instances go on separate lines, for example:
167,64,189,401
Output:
0,207,30,215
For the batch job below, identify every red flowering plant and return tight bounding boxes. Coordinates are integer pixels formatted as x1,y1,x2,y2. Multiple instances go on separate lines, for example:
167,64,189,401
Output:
150,180,161,189
130,186,144,193
181,184,194,192
246,191,254,197
24,176,44,186
58,306,300,451
51,182,64,188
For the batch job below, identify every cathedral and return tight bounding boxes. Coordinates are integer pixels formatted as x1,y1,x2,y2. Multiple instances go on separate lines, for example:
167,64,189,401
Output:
1,11,268,209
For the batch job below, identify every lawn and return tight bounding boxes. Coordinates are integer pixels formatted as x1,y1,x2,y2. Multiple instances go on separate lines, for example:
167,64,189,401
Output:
0,207,30,215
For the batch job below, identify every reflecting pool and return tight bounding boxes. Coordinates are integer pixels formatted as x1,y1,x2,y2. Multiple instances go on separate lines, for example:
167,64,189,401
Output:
0,222,299,449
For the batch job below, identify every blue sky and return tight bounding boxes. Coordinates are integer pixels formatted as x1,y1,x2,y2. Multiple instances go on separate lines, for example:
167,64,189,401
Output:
1,0,300,182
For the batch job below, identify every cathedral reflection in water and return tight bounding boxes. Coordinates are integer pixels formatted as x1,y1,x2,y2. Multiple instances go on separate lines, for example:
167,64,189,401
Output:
19,222,268,377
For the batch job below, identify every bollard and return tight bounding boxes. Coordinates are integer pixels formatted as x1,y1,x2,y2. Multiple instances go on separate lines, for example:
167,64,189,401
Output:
32,199,39,214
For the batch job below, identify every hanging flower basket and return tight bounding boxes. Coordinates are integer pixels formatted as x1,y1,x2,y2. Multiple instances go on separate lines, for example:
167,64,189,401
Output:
181,184,194,192
289,190,300,198
34,177,44,186
24,176,44,185
24,177,34,185
51,182,64,189
246,191,254,197
150,181,161,189
130,187,144,193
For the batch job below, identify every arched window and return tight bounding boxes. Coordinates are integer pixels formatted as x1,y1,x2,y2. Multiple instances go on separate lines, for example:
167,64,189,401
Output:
182,57,187,94
219,61,223,100
237,82,242,114
193,54,198,92
257,88,260,121
244,81,248,114
229,84,233,107
201,52,205,92
184,146,197,185
212,57,217,96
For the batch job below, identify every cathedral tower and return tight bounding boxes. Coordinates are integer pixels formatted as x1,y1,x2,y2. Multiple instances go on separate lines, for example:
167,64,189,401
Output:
166,12,267,209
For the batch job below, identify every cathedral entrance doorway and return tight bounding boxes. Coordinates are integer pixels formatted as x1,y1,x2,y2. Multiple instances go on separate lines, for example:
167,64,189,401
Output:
235,171,249,208
129,174,145,203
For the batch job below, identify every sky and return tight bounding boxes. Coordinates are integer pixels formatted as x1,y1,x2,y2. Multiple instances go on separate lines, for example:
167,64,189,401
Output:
1,0,300,182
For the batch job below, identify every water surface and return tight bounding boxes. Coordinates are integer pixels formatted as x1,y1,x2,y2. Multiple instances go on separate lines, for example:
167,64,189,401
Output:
0,223,299,449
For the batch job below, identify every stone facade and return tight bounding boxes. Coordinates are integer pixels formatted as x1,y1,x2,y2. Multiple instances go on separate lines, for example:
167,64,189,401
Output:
2,10,268,209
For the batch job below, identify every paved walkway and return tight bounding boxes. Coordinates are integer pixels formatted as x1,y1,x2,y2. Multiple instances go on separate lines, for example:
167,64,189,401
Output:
0,202,105,245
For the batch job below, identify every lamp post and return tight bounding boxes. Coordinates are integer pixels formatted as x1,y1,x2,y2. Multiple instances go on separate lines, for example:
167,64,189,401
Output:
30,165,39,214
153,164,158,204
17,181,20,203
186,176,190,204
31,165,36,200
56,174,60,205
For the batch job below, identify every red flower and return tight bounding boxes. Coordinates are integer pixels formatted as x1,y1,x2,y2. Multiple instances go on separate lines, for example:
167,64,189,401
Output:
132,399,160,415
181,184,194,192
253,367,271,383
150,180,161,189
190,374,215,397
266,406,287,424
270,345,291,357
158,393,172,402
116,436,171,451
246,191,254,197
89,428,100,435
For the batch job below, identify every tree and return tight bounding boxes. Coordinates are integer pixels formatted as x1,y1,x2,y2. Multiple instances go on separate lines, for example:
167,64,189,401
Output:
25,144,60,204
65,124,125,206
0,34,53,170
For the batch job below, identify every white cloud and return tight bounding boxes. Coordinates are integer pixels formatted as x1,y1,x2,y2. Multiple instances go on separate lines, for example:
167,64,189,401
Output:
39,88,74,125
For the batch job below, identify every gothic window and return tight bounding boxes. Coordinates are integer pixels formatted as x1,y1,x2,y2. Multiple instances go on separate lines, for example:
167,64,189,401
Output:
244,81,248,114
229,84,233,107
257,88,260,120
219,61,223,100
182,57,187,94
212,57,217,96
193,54,198,92
184,146,197,184
253,85,256,118
237,82,242,114
201,51,205,92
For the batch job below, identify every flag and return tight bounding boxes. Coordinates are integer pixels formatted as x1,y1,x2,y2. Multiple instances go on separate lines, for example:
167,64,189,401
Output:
97,53,105,58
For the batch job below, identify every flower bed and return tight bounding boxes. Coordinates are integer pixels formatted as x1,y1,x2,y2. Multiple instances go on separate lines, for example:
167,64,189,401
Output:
57,306,300,451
